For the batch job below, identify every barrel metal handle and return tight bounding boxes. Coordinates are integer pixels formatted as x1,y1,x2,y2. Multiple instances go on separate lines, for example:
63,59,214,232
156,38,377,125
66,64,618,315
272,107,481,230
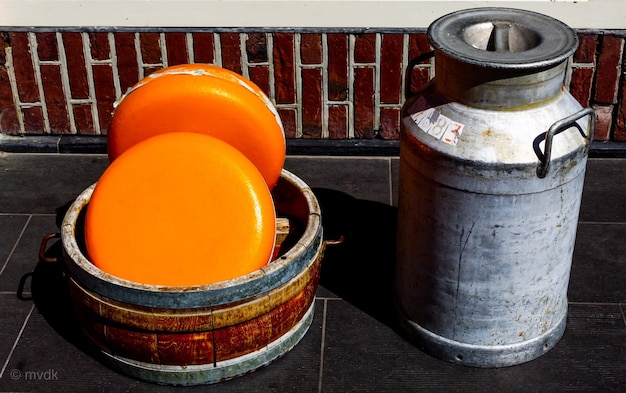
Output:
324,235,345,247
39,232,60,263
535,107,595,178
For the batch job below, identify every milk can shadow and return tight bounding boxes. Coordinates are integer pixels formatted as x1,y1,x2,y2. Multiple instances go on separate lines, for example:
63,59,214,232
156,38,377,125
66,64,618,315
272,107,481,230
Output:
313,188,399,328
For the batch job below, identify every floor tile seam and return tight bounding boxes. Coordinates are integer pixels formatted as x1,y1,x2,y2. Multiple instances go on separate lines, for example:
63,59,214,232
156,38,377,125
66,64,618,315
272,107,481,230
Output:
317,298,328,393
0,213,55,217
0,152,400,161
3,153,399,160
1,152,107,158
2,152,625,161
0,216,31,278
286,155,396,161
588,157,626,162
578,221,626,225
387,157,393,206
315,296,342,301
568,301,625,306
0,304,34,380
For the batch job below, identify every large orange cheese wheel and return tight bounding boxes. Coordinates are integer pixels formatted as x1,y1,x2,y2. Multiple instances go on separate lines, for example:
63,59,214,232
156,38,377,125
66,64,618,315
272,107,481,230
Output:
85,132,276,287
107,65,285,189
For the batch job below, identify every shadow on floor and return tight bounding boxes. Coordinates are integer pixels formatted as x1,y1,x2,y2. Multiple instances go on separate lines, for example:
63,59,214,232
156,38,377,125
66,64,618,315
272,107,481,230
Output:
313,188,399,328
18,201,98,358
21,239,98,356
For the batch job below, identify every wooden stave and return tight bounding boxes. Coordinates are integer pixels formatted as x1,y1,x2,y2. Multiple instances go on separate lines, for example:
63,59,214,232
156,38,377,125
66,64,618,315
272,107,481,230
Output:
68,251,321,365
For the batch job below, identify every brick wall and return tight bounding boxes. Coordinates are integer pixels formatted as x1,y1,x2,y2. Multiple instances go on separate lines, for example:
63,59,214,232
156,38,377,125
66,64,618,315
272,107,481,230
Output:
1,30,625,141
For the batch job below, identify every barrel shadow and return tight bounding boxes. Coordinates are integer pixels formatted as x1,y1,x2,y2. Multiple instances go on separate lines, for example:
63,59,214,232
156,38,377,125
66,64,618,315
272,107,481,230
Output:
27,249,98,358
29,193,400,357
313,188,399,328
22,201,98,356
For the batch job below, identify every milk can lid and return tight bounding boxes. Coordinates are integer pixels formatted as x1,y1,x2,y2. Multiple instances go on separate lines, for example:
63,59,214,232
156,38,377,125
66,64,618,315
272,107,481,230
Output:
428,7,578,70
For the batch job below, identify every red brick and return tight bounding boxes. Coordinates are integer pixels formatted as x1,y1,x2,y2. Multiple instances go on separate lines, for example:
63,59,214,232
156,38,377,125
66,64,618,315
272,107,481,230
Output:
594,35,624,104
140,32,162,65
89,32,110,61
36,32,58,61
248,65,271,97
300,33,322,65
114,32,140,93
40,64,70,134
73,103,96,135
92,64,116,133
409,67,431,98
407,33,434,98
220,33,242,73
616,125,626,142
408,33,431,59
301,68,322,138
273,33,295,104
354,66,375,138
246,33,268,63
192,32,215,64
592,105,613,141
615,80,626,141
0,33,7,65
0,66,20,135
63,32,89,99
278,108,297,138
380,34,403,104
22,106,44,134
574,34,598,63
379,107,400,140
10,32,39,103
165,32,188,66
327,33,348,101
328,104,348,139
143,66,161,77
354,34,376,64
570,67,594,107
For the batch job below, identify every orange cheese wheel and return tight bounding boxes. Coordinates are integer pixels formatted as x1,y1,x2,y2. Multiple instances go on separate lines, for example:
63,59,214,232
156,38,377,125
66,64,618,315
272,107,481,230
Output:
148,64,277,114
85,132,276,287
107,65,285,189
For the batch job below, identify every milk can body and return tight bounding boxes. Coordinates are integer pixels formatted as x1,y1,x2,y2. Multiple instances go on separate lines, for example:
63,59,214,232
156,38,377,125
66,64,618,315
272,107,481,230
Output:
395,8,595,367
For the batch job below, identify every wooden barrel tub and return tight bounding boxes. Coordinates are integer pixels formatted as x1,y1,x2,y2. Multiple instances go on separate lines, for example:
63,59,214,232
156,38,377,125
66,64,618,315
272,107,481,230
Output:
59,169,323,385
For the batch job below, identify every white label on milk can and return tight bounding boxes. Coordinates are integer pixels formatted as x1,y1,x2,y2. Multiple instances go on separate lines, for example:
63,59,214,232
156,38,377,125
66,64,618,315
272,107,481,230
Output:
410,108,464,146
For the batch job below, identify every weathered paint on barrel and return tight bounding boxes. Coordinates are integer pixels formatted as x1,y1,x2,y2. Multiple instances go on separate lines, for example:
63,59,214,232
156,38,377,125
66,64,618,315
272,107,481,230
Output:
61,169,323,385
395,8,595,368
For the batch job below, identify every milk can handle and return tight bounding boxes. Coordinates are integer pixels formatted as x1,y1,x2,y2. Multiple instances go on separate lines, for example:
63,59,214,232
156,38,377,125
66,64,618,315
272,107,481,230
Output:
536,107,595,178
405,51,435,99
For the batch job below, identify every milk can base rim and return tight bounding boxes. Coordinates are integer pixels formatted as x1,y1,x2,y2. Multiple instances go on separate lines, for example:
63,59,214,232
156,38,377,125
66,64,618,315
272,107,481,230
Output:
397,309,567,368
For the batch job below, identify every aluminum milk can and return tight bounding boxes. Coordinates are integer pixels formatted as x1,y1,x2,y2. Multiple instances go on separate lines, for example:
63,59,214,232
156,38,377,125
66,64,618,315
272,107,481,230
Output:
395,8,595,367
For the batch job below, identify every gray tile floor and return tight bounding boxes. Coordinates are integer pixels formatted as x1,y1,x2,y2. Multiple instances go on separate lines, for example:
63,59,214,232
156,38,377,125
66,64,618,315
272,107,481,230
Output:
0,153,625,392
